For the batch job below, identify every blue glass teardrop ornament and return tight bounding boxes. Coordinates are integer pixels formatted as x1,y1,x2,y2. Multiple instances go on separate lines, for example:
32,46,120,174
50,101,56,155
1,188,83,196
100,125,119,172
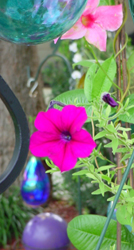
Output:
0,0,88,45
21,156,50,207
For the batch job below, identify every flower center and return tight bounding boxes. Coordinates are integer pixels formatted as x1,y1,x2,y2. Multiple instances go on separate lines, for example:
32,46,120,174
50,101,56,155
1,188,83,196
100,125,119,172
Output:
61,131,72,142
81,14,94,28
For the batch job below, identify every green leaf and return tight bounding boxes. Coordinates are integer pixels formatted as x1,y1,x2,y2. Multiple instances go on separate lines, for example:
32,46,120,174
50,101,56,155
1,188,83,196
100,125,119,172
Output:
86,173,98,180
112,138,119,154
84,64,98,102
116,147,129,153
107,124,117,133
96,165,115,172
54,89,92,122
119,94,134,124
92,184,111,195
94,130,107,140
67,215,134,250
127,51,134,73
99,0,109,5
73,60,93,68
121,153,131,163
101,175,111,182
116,205,132,225
107,196,115,201
91,56,116,100
73,170,89,176
99,182,105,196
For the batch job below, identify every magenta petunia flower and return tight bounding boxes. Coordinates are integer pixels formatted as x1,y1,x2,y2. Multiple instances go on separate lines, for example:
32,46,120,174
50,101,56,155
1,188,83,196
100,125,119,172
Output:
54,0,123,51
30,105,96,172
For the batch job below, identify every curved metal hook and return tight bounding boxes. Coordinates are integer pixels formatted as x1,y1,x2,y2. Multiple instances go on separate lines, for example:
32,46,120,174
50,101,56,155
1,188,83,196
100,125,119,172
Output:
33,53,72,83
27,77,38,97
0,76,29,193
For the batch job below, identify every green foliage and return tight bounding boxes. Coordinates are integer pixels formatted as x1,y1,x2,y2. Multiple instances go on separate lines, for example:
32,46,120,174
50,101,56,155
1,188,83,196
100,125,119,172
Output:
119,94,134,123
84,56,116,102
62,169,110,216
127,51,134,73
67,215,134,250
42,58,71,98
0,186,42,247
54,89,92,122
41,16,134,249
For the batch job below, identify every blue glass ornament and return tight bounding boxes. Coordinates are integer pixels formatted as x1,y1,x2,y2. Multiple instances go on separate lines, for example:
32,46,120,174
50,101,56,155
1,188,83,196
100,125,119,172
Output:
0,0,88,45
21,156,50,207
107,201,117,221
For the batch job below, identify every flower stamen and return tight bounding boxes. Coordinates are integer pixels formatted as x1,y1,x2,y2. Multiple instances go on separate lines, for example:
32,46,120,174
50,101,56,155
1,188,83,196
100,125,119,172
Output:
61,131,72,142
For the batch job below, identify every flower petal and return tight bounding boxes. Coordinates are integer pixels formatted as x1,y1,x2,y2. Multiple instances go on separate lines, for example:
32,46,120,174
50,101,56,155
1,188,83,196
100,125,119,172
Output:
102,93,118,107
61,105,88,134
60,19,86,40
85,23,107,51
50,142,77,172
30,131,77,172
34,109,62,133
54,37,59,44
71,129,96,158
94,5,123,31
84,0,99,13
29,131,60,157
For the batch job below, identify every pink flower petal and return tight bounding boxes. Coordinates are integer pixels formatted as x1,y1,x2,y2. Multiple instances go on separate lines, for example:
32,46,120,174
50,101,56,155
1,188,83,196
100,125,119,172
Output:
54,37,59,44
84,0,99,13
85,23,107,51
29,131,60,157
34,109,62,134
61,105,88,134
71,129,96,158
94,5,123,31
60,19,86,40
50,142,77,172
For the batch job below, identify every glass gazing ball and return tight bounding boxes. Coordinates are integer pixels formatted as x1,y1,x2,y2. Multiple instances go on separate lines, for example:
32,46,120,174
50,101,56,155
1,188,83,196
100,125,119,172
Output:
21,156,50,207
0,0,88,45
107,201,117,221
22,213,70,250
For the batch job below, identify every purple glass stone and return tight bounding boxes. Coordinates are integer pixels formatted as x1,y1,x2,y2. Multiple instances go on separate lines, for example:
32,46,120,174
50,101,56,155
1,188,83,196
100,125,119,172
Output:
21,156,50,207
22,213,70,250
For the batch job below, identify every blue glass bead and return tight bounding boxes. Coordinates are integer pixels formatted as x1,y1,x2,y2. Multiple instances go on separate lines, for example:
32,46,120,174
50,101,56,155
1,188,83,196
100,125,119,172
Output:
0,0,88,45
21,156,50,207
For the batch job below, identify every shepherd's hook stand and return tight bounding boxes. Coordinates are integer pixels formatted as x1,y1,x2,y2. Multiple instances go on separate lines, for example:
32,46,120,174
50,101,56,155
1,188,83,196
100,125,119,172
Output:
0,76,29,193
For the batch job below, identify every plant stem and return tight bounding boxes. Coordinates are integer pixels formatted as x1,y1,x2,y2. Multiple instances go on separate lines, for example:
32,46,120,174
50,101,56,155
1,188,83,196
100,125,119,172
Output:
95,150,134,250
120,3,134,189
114,0,124,248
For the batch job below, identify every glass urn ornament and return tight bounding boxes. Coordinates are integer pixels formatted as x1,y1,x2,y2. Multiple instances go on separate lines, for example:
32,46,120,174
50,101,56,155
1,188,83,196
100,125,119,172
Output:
0,0,88,45
22,213,70,250
21,156,50,207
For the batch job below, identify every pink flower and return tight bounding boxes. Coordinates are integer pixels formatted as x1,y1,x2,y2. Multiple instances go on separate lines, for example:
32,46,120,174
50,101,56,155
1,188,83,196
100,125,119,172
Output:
30,105,96,172
54,0,123,51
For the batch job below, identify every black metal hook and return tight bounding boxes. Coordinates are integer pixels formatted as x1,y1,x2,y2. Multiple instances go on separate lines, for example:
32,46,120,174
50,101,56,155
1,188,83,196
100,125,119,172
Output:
0,76,29,193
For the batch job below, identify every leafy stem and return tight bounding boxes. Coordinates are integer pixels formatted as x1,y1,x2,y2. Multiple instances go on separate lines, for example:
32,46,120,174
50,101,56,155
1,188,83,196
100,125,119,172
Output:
87,44,123,95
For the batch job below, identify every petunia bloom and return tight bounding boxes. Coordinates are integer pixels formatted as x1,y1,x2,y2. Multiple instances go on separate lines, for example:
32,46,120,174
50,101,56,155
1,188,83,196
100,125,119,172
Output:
102,93,118,107
54,0,123,51
30,105,96,172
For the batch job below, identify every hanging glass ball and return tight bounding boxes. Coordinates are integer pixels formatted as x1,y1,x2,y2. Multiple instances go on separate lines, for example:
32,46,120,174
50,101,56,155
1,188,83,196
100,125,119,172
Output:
21,156,50,207
22,213,70,250
107,201,117,221
0,0,88,45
